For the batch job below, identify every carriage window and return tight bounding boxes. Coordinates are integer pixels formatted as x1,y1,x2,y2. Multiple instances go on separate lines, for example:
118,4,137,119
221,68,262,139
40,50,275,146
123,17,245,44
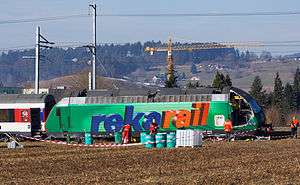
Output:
0,109,15,122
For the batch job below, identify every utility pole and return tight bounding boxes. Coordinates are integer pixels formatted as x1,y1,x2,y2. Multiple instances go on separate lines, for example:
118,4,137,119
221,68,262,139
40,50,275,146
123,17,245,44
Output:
88,71,92,90
89,4,97,90
35,27,40,94
34,26,54,94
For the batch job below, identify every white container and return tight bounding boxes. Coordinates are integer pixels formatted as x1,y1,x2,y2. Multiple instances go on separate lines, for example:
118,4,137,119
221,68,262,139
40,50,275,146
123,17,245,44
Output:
7,141,23,149
176,130,203,148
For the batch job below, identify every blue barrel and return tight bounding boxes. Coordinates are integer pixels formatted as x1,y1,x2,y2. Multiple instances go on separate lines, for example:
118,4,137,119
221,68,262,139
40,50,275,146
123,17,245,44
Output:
167,132,176,148
155,133,166,148
140,132,147,144
145,134,155,149
115,132,122,144
84,132,93,145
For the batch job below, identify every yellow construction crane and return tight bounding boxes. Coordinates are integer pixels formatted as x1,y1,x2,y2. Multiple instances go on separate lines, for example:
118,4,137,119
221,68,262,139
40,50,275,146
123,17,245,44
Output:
145,37,234,87
145,37,262,87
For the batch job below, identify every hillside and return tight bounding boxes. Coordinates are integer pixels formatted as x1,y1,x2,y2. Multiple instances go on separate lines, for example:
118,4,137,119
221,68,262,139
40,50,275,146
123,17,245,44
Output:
23,71,146,92
20,59,300,93
0,42,239,87
133,60,300,91
1,42,300,92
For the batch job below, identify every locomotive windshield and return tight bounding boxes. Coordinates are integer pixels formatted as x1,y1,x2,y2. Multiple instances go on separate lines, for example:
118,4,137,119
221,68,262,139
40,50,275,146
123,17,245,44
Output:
230,87,266,127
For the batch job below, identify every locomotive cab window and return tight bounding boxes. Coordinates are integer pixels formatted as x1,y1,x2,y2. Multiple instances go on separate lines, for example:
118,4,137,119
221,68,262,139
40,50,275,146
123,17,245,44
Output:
230,92,253,126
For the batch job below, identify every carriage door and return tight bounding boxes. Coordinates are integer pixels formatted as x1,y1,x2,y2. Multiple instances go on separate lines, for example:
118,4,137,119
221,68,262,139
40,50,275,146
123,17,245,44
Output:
30,108,41,134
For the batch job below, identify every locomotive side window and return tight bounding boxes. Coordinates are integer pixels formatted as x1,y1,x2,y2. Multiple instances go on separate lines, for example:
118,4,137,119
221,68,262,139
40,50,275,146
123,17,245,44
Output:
0,109,15,122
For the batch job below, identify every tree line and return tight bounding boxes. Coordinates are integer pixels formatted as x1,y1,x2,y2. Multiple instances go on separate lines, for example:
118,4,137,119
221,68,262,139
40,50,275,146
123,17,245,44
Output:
249,68,300,126
0,40,274,86
187,69,300,126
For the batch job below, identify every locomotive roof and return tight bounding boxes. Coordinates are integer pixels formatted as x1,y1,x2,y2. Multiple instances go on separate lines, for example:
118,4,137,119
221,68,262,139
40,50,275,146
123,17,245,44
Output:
87,87,221,97
57,93,229,106
54,87,233,105
0,94,54,104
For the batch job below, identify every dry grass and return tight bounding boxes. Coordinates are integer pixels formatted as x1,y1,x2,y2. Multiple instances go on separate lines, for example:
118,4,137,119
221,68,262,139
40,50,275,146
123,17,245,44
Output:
0,139,300,184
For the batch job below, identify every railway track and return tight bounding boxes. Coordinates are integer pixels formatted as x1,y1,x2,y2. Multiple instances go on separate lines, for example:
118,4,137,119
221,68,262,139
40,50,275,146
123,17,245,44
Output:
270,131,292,140
203,129,293,141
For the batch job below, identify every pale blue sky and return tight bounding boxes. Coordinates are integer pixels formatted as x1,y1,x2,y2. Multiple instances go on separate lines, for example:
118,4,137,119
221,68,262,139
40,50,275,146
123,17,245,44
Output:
1,0,300,53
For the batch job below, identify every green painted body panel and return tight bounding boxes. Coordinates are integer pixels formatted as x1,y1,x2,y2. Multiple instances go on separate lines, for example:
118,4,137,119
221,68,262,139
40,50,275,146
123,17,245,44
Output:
46,100,258,134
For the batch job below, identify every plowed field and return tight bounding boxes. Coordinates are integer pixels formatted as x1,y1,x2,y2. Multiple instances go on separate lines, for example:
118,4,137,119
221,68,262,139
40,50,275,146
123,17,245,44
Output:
0,139,300,185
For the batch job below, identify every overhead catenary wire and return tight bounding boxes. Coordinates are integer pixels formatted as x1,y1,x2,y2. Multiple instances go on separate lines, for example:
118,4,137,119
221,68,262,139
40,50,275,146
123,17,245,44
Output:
1,10,300,25
0,14,89,25
100,11,300,17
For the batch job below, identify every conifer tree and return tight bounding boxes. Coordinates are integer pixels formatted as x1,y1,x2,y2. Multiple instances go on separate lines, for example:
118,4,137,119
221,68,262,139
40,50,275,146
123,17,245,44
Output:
165,75,177,88
283,83,295,113
293,67,300,110
293,67,300,90
272,72,285,125
272,72,284,106
212,71,222,89
225,74,232,87
212,71,230,90
187,81,193,88
187,81,200,89
249,76,266,107
219,73,226,88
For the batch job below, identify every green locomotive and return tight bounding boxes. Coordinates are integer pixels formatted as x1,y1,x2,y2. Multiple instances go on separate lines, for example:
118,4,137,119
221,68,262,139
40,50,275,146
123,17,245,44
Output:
45,87,265,137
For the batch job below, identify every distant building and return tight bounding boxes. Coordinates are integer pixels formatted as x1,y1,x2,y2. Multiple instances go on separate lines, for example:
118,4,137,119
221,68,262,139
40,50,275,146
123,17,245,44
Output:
152,75,164,85
0,87,22,94
190,77,200,81
23,88,49,94
293,57,300,61
55,86,67,90
126,51,133,57
152,76,158,83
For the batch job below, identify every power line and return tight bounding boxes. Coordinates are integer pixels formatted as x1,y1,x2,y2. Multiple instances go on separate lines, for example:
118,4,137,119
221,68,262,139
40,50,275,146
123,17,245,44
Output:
100,11,300,17
1,10,300,25
0,14,88,25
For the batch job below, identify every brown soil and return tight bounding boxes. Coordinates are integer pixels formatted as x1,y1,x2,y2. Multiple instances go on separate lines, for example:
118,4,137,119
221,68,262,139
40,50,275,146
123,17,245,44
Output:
0,139,300,185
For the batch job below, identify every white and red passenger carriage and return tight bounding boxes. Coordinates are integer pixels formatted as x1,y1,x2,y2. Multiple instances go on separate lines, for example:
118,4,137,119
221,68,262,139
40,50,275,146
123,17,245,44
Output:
0,94,56,136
